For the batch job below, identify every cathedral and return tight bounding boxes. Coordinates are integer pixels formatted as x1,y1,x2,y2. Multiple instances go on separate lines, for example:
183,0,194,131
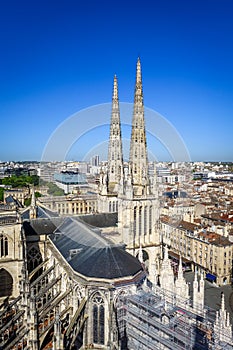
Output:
98,58,160,283
0,59,232,349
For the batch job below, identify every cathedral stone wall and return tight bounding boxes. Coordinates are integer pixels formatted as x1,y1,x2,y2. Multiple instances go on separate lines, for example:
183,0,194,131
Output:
0,222,23,299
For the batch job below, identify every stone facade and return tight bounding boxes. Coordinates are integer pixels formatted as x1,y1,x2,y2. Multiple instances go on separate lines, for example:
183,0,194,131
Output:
161,215,232,285
0,220,24,298
38,194,98,215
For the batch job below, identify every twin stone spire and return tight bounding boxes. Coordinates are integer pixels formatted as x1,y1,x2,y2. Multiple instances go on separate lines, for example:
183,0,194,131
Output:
107,74,123,192
107,58,150,196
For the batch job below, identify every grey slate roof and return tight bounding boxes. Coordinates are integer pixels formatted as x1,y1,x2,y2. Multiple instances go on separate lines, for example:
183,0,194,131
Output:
5,195,24,208
5,195,15,204
50,217,143,280
78,212,118,228
23,218,60,236
21,205,58,220
23,215,143,280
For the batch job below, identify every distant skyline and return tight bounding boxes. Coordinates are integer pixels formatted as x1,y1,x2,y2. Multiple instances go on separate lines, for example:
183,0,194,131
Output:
0,0,232,162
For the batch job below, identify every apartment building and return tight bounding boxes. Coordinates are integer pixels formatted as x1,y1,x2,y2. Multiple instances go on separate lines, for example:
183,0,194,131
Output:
161,215,232,285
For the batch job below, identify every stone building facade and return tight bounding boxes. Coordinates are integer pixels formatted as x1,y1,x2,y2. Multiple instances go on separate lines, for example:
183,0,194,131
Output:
4,188,29,206
38,193,98,216
161,215,232,285
0,217,24,298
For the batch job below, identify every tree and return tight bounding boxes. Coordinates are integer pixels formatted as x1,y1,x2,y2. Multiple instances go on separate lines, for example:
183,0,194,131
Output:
24,192,42,207
0,188,4,202
2,175,40,188
24,198,31,207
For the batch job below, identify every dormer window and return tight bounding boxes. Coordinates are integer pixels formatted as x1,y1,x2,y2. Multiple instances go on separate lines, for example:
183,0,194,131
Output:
54,232,62,241
69,248,82,259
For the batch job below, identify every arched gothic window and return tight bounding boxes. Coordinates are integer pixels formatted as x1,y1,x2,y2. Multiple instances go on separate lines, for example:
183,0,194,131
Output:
0,234,8,257
92,293,105,345
27,246,42,273
0,269,13,297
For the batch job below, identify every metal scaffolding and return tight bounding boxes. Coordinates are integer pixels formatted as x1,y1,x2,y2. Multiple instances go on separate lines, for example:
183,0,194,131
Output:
117,289,233,350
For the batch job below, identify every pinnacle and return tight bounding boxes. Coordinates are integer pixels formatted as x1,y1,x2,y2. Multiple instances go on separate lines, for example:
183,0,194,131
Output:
113,75,118,100
136,57,142,84
178,255,183,277
221,292,225,311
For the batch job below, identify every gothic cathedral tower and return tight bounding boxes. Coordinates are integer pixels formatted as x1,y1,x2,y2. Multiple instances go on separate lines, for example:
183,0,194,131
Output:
129,58,149,197
98,59,161,279
107,75,123,193
98,75,123,212
117,59,160,275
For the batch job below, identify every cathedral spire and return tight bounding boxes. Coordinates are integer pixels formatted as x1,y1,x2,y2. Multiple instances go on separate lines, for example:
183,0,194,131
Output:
129,58,149,195
107,75,123,192
113,74,118,100
136,57,142,85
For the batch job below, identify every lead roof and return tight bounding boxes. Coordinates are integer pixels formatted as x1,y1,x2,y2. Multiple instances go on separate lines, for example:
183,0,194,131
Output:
23,215,143,280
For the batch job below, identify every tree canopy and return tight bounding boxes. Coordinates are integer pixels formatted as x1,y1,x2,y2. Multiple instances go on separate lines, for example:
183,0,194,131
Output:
1,175,39,188
0,175,64,200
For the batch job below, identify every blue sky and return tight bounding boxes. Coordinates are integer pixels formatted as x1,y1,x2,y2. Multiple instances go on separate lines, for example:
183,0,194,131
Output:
0,0,232,162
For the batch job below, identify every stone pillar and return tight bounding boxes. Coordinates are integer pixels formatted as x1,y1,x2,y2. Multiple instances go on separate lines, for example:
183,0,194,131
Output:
28,295,38,350
53,307,63,350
